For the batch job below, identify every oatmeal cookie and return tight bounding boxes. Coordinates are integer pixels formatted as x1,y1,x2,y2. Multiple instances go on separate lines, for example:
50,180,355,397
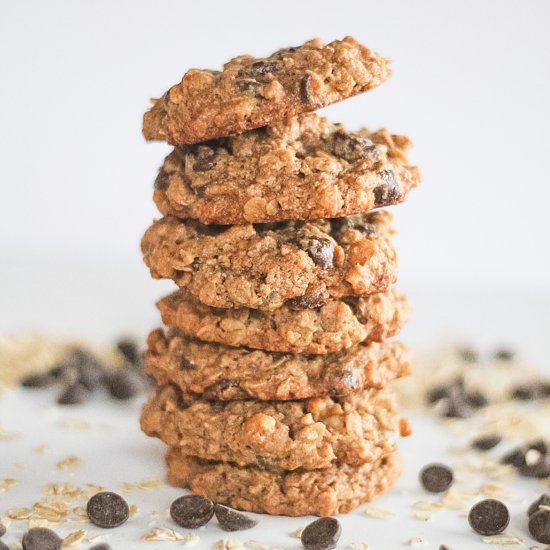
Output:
145,328,411,400
142,211,397,311
166,448,401,516
141,385,404,470
153,114,420,224
143,37,390,144
157,287,408,354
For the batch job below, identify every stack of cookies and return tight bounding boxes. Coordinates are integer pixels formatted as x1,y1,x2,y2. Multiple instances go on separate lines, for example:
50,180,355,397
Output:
140,37,420,517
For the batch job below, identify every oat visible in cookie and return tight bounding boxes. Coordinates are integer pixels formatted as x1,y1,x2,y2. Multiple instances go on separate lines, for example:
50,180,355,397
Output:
142,211,397,311
143,37,390,144
165,449,401,517
157,287,408,354
141,385,404,470
144,328,411,400
153,114,419,224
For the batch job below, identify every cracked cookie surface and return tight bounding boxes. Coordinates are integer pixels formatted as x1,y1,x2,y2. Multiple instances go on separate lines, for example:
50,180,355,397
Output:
166,448,401,517
145,328,411,400
142,385,403,470
142,211,397,311
157,287,408,354
143,36,390,144
153,114,420,224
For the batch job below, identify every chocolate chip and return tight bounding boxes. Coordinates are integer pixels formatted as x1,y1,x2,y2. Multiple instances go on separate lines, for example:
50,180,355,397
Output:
529,439,548,455
0,524,5,537
301,517,341,550
529,509,550,544
170,495,214,528
300,74,313,104
472,434,502,451
193,146,217,172
519,457,550,478
468,499,510,536
57,382,91,405
22,528,62,550
439,546,452,550
213,504,258,531
154,167,170,190
286,286,326,310
501,447,526,467
373,170,399,207
21,372,56,388
420,464,454,493
528,494,550,516
117,339,140,365
87,491,129,528
106,368,144,400
494,348,515,360
512,383,543,400
89,545,112,550
466,390,489,409
331,131,378,163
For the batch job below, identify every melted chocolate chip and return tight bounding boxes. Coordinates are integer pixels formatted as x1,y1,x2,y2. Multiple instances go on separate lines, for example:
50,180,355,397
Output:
529,509,550,544
300,74,313,104
22,528,62,550
87,492,129,528
373,170,399,206
420,464,454,493
193,146,217,172
303,237,334,269
468,499,510,536
154,168,170,190
204,379,243,400
170,495,214,528
331,131,378,163
286,287,326,310
214,504,258,531
248,60,280,77
301,517,341,550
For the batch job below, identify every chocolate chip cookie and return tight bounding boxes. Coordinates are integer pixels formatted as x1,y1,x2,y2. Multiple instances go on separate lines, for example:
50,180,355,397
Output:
153,114,420,224
143,37,390,144
145,328,411,400
166,448,401,517
141,385,403,470
157,287,408,354
142,211,397,311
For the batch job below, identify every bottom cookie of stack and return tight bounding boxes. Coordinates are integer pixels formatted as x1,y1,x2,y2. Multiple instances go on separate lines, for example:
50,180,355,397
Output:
166,448,401,517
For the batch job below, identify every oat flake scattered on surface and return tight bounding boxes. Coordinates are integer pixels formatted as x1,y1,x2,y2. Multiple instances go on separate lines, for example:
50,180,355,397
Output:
365,506,395,519
481,533,523,545
62,530,86,547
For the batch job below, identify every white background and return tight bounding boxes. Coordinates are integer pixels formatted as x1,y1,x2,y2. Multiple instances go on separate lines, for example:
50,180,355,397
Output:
1,0,549,349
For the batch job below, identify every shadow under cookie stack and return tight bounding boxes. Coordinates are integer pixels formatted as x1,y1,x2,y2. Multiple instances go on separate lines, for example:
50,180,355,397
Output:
140,37,420,517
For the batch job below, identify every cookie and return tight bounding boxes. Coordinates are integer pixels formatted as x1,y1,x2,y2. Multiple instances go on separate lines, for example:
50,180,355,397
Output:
153,114,420,224
141,385,403,470
157,287,408,354
165,448,401,517
143,37,390,144
142,211,397,311
145,328,411,400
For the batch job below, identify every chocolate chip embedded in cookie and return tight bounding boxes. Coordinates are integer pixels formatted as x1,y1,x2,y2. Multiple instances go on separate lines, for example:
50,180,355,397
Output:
153,114,420,224
142,211,397,311
143,37,390,145
165,448,401,517
141,385,404,470
156,287,408,355
144,329,411,401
